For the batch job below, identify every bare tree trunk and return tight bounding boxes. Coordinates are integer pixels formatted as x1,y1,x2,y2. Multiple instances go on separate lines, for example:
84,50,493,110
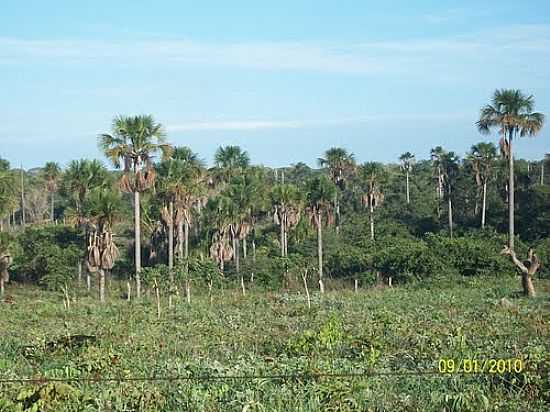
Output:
99,269,105,303
541,161,545,185
0,276,4,297
184,220,189,259
243,236,247,259
154,280,161,320
78,261,82,284
335,196,340,235
317,211,324,294
134,190,142,298
302,271,311,309
521,273,536,298
481,181,487,229
186,279,191,304
406,171,410,204
508,134,515,250
241,275,246,296
86,270,91,292
168,201,174,283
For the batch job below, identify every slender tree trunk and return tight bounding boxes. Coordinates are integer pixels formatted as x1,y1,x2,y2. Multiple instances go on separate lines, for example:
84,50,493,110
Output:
177,220,184,263
317,211,324,294
541,161,544,185
448,188,453,238
50,191,55,222
0,276,4,297
78,261,82,284
20,167,26,226
134,190,142,298
369,201,375,241
243,237,247,259
99,269,105,303
168,201,174,283
508,134,515,251
235,238,240,273
481,181,487,229
280,216,285,257
335,196,340,235
406,171,410,204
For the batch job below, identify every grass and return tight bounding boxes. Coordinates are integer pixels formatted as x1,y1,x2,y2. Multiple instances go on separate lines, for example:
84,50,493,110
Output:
0,276,548,411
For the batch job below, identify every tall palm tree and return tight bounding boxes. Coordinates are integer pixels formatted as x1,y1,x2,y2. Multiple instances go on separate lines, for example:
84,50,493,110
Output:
318,148,355,234
439,151,460,238
306,175,336,294
358,162,386,241
207,195,234,271
271,183,303,257
468,142,498,229
214,145,250,184
399,152,415,205
430,146,446,217
477,89,545,250
99,115,173,298
41,162,61,222
83,188,123,303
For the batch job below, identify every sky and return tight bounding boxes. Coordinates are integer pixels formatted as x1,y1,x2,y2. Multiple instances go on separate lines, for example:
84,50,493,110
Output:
1,0,550,169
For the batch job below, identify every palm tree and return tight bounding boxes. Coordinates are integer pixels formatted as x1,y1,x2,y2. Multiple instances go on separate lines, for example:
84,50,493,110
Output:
0,167,17,232
399,152,415,204
83,188,123,303
318,148,355,234
99,115,173,298
214,145,250,184
306,175,336,294
41,162,61,222
430,146,446,217
207,195,234,271
358,162,386,241
477,89,545,250
439,151,459,238
271,183,303,257
468,143,498,229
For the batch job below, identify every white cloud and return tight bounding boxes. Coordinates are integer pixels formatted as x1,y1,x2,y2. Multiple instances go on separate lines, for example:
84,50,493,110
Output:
1,24,549,76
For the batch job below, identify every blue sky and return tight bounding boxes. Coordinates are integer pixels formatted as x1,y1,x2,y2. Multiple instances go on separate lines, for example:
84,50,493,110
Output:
1,0,549,168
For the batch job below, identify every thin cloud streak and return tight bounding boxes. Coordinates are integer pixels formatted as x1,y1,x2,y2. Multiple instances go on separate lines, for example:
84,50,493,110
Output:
1,24,549,74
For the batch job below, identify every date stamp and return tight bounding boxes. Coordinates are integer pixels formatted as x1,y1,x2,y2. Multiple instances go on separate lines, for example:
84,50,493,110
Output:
438,358,524,374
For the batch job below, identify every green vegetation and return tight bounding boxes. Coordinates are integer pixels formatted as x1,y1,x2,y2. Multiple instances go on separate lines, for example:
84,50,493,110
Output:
0,90,548,410
0,278,548,411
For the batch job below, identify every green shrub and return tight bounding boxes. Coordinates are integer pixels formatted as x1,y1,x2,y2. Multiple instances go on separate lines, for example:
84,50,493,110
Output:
13,226,82,290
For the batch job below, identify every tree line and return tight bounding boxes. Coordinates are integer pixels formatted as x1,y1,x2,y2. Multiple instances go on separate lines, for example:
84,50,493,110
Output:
0,89,548,300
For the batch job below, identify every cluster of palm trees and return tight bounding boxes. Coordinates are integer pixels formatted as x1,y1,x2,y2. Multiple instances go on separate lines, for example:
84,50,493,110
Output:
0,88,546,301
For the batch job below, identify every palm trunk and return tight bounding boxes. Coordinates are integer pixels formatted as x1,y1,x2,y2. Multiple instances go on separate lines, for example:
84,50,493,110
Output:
134,190,142,298
243,237,247,259
50,191,55,222
448,189,453,238
406,171,410,204
280,216,285,257
235,238,240,273
20,167,26,226
317,211,324,294
541,161,544,185
184,219,189,259
335,196,340,234
0,276,4,297
508,133,515,250
481,181,487,229
369,201,375,241
177,220,184,263
78,261,82,284
168,201,174,283
99,268,105,303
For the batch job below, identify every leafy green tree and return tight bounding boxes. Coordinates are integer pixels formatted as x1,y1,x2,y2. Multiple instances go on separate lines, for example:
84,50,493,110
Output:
477,89,545,250
306,175,337,293
99,115,173,298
